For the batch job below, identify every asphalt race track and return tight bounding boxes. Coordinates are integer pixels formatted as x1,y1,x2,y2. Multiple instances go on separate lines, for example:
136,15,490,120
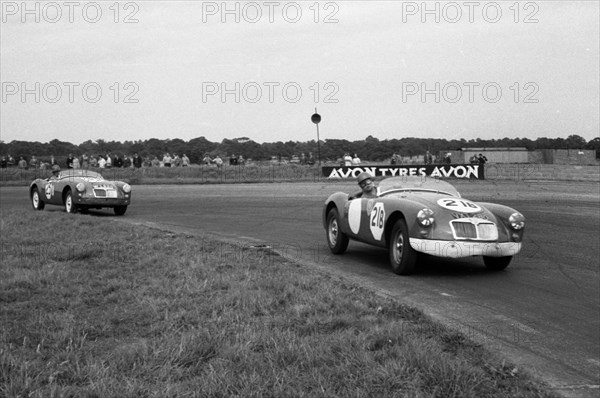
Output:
1,179,599,397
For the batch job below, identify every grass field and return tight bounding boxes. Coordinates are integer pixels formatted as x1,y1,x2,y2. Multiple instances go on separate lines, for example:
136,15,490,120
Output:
0,209,559,397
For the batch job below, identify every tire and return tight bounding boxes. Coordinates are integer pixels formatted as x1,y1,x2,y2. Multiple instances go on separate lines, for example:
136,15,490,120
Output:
64,190,78,214
31,188,45,210
388,219,417,275
326,208,349,254
483,256,512,271
114,205,127,216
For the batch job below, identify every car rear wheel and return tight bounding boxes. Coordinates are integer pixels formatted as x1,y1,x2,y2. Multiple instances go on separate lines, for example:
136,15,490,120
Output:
31,188,45,210
64,190,78,214
389,219,417,275
326,208,349,254
114,205,127,216
483,256,512,271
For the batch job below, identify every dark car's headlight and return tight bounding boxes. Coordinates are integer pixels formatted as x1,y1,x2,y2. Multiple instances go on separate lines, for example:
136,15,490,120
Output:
509,212,525,230
417,208,435,227
122,184,131,193
76,183,86,192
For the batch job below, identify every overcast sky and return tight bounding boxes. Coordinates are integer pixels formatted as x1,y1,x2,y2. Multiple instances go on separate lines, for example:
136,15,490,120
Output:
1,1,598,144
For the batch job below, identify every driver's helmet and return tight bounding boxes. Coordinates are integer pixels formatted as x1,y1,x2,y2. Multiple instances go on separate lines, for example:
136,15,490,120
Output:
51,164,61,174
357,172,373,185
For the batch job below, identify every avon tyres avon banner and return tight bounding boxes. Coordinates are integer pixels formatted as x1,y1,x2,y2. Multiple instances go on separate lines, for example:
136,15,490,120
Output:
322,164,485,180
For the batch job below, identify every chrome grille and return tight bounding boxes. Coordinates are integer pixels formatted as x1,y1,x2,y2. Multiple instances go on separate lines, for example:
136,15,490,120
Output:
452,222,477,238
93,188,117,198
477,223,498,240
451,220,498,241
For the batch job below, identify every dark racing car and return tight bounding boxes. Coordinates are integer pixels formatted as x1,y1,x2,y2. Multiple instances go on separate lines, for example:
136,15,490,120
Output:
30,168,132,215
323,176,525,275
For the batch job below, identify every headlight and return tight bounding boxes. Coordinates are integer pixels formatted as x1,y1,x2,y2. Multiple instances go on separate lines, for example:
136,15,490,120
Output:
509,212,525,230
417,208,435,227
76,183,85,192
122,184,131,193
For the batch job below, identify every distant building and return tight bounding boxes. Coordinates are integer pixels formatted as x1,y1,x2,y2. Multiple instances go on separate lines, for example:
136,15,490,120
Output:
460,147,528,164
440,147,597,165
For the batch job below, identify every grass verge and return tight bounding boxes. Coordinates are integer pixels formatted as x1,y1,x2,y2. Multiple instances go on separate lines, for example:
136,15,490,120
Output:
1,209,558,397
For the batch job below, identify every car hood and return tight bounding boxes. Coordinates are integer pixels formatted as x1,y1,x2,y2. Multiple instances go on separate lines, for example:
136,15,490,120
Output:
384,191,496,222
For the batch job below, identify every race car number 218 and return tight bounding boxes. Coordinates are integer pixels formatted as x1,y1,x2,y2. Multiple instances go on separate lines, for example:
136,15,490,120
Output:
437,198,481,213
370,202,385,240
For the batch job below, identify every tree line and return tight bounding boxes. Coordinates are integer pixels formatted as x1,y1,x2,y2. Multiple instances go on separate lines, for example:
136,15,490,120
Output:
1,134,597,164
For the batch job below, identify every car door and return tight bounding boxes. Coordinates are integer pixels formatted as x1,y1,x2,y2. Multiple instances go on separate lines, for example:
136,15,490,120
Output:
343,197,386,246
42,179,56,204
362,198,387,246
43,177,65,205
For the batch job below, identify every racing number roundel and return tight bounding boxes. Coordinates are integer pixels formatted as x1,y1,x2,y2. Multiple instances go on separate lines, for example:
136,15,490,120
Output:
437,198,481,213
348,199,362,234
45,183,54,200
370,202,385,240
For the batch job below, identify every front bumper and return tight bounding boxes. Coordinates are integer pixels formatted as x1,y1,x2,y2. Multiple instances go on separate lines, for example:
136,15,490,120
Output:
410,238,521,258
74,196,130,206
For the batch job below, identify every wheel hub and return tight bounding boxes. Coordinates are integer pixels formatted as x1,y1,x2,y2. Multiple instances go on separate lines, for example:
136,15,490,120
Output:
394,233,404,261
329,220,338,245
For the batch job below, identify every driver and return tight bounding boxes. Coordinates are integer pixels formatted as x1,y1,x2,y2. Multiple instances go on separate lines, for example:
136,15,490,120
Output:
349,172,378,199
50,164,61,180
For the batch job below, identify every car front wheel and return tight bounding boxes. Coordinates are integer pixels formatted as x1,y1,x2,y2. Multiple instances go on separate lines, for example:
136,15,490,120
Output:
483,256,512,271
31,189,45,210
114,205,127,216
389,219,417,275
326,208,349,254
64,191,78,214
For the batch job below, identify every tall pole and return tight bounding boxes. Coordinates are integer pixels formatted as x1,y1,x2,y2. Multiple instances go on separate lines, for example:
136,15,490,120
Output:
311,108,322,168
316,113,321,168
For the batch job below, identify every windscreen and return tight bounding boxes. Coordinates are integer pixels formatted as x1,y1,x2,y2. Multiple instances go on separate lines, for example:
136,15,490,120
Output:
58,169,104,181
378,176,460,197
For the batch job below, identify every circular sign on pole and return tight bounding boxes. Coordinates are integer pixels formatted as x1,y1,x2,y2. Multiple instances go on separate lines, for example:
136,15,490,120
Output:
312,108,322,168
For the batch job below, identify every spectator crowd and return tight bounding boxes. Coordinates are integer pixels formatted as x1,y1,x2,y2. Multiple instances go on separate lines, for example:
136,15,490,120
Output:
0,153,194,170
1,150,487,171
